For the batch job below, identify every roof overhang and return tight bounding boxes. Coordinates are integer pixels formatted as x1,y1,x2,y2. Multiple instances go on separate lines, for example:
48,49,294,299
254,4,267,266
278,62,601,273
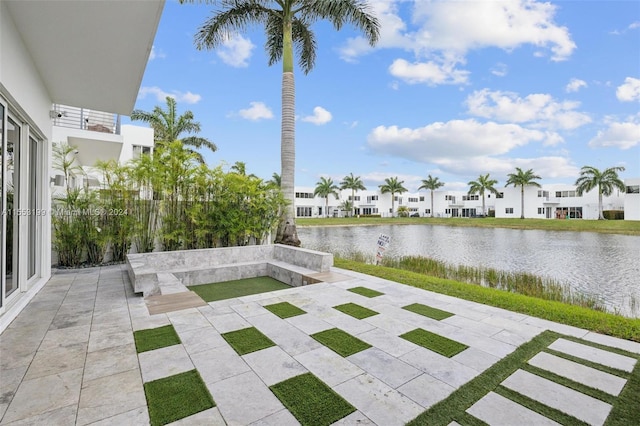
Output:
5,0,164,115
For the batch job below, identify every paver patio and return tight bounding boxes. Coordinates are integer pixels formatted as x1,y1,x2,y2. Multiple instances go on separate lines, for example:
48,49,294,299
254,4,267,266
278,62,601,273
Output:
1,263,639,425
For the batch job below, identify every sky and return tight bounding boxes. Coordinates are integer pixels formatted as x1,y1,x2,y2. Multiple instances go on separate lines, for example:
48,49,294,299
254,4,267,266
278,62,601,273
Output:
124,0,640,192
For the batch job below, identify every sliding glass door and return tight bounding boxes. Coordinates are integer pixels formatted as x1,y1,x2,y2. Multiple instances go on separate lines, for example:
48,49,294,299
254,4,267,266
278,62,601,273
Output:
4,117,19,297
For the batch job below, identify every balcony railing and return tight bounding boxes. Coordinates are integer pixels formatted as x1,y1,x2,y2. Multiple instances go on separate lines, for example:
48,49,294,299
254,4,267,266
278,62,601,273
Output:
52,104,121,134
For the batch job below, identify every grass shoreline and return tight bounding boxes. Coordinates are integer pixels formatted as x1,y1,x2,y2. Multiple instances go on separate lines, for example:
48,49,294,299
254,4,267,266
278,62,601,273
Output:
296,217,640,236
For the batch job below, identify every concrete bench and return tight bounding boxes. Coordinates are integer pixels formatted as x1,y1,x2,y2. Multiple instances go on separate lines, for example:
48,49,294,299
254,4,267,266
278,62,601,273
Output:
126,244,333,297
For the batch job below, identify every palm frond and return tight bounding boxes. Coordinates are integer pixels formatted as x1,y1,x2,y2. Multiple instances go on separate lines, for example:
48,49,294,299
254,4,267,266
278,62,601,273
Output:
292,17,317,74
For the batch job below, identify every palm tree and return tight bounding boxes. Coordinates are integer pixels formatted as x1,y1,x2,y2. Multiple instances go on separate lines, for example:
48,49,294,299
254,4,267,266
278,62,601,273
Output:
314,176,340,218
418,174,444,218
267,172,281,188
468,173,499,216
340,173,366,217
131,96,217,163
379,177,408,217
505,167,541,219
181,0,380,246
575,166,626,220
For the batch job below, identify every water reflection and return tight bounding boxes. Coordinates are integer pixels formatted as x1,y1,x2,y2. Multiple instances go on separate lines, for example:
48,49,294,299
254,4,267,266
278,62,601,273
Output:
299,224,640,316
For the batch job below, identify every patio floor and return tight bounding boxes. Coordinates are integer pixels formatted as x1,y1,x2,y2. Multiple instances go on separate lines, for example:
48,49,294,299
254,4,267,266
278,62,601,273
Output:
1,264,638,425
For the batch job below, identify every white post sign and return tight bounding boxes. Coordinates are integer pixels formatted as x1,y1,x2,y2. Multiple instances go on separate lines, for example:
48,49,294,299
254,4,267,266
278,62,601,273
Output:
375,233,391,265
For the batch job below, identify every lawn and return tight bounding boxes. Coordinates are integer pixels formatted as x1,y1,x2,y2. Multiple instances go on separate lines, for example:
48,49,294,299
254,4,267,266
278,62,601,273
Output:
400,328,468,357
347,286,384,298
188,276,290,302
333,302,379,319
403,303,454,320
134,325,181,353
221,327,276,355
311,328,371,357
265,301,306,318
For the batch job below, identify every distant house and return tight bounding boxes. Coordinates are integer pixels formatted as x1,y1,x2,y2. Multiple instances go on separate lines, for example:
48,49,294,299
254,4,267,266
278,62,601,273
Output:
0,1,164,331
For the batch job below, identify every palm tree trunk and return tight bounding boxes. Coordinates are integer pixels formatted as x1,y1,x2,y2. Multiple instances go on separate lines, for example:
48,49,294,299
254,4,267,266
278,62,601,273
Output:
430,191,434,218
351,189,355,217
391,192,395,217
520,186,525,219
598,187,604,220
482,195,486,216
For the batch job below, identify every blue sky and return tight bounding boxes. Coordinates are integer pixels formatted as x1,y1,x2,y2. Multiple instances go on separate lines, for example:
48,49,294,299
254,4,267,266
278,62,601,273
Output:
125,0,640,192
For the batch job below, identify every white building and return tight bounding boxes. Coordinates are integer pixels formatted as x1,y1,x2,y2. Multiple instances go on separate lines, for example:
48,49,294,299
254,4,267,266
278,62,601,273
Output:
624,179,640,221
0,0,164,331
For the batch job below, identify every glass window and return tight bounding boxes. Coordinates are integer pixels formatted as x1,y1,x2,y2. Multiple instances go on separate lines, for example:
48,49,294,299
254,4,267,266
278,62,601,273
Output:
627,185,640,194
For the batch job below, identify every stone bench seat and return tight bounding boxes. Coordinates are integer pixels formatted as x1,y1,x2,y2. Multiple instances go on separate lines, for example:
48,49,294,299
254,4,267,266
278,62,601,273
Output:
127,244,333,297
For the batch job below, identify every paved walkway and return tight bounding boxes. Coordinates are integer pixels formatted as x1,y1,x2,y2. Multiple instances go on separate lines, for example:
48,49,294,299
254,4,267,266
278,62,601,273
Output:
1,264,638,425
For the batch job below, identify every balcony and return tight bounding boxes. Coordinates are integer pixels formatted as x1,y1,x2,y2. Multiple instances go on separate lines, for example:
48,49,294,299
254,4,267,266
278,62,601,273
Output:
52,104,121,135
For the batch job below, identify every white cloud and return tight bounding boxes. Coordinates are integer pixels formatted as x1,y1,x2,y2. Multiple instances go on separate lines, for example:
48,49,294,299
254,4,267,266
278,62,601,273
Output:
566,78,587,93
217,34,255,67
432,156,579,180
389,59,469,85
616,77,640,102
491,63,508,77
238,102,274,121
588,118,640,150
149,45,165,61
340,0,576,72
465,89,591,130
301,106,333,125
138,86,201,104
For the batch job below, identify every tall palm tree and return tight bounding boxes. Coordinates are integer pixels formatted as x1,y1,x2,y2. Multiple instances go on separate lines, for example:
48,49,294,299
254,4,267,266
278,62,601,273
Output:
505,167,541,219
267,172,281,188
340,173,366,217
314,177,340,218
468,173,499,216
131,96,217,163
575,166,626,220
379,176,407,217
181,0,380,246
418,174,444,218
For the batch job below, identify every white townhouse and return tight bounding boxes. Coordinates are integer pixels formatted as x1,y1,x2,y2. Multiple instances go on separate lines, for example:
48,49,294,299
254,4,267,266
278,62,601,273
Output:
0,0,164,331
624,178,640,221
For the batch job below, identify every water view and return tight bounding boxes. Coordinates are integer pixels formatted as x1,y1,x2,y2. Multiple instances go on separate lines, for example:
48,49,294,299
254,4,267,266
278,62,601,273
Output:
299,224,640,317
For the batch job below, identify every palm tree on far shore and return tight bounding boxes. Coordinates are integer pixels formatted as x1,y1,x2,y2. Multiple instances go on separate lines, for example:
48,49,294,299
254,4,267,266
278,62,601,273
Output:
505,167,541,219
131,96,216,163
181,0,380,246
418,175,444,218
468,173,499,216
340,173,366,217
314,177,340,218
575,165,626,220
379,177,408,217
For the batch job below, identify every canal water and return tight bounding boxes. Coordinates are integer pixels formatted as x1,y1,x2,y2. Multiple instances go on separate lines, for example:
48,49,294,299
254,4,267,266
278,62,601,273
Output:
298,224,640,317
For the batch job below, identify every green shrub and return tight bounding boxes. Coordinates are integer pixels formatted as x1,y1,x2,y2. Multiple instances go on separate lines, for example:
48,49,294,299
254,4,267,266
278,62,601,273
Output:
603,210,624,220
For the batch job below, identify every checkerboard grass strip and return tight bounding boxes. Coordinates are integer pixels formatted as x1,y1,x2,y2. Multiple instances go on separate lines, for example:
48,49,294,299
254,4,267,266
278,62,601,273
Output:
270,373,356,426
222,327,276,355
134,325,181,353
265,301,306,318
400,328,468,358
144,369,215,426
311,328,371,357
188,276,290,302
403,303,454,320
333,303,378,319
347,286,384,298
494,385,588,425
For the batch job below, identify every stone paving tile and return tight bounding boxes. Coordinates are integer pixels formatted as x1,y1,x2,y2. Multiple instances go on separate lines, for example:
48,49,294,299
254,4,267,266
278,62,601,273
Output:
87,406,149,426
248,313,322,356
169,407,226,425
294,346,364,387
522,317,590,338
38,323,91,350
230,301,270,318
0,365,28,420
447,328,517,359
347,347,422,389
548,338,637,372
396,373,456,409
284,312,334,335
242,346,308,386
83,343,139,382
249,408,300,426
502,369,612,425
76,368,146,426
1,368,83,424
467,391,560,426
167,308,212,333
356,328,418,358
334,373,424,426
400,347,480,389
0,404,77,426
190,344,251,385
331,410,375,425
24,342,88,380
87,325,135,353
206,312,252,333
528,352,627,396
209,371,285,425
581,332,640,355
138,344,194,383
451,346,500,372
362,311,416,335
441,315,504,337
314,308,378,336
177,326,228,355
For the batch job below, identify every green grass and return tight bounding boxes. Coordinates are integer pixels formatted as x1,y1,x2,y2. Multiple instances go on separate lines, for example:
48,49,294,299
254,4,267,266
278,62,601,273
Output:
403,303,454,320
221,327,276,355
264,301,306,318
296,216,640,236
188,276,290,302
134,325,181,353
333,303,379,319
400,328,468,357
347,286,384,298
311,328,371,357
335,258,640,342
269,373,356,425
144,369,215,426
606,356,640,425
